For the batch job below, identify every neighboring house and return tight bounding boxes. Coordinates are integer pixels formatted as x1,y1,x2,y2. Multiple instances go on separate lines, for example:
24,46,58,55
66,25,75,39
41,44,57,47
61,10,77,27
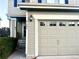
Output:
8,0,79,59
0,27,10,37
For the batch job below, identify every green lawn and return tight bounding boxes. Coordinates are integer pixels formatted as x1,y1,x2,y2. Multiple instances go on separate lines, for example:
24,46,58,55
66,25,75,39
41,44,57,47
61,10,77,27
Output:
0,37,17,59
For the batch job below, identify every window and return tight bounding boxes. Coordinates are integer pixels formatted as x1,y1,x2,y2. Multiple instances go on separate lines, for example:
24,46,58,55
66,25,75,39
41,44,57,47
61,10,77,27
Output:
14,0,17,7
38,0,59,3
77,24,79,26
59,22,66,26
22,0,25,2
38,0,42,3
42,0,47,3
50,23,56,26
40,22,45,26
38,0,68,4
47,0,57,4
77,22,79,26
58,0,68,4
17,0,23,3
65,0,68,4
49,22,56,26
14,0,25,7
60,0,65,4
69,22,75,26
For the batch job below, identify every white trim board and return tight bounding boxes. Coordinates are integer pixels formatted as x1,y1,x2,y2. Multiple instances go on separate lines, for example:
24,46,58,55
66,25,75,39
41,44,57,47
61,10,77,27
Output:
26,10,29,55
35,19,39,56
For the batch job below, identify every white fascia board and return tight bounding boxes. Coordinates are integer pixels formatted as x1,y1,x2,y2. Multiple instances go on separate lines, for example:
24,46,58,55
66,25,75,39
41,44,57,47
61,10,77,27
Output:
18,3,79,10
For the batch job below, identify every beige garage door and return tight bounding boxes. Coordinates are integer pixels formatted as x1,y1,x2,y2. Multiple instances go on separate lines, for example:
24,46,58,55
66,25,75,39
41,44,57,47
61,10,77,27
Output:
38,20,79,56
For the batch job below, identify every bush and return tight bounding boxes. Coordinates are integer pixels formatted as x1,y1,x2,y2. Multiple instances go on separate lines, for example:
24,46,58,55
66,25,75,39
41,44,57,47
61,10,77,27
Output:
0,37,18,59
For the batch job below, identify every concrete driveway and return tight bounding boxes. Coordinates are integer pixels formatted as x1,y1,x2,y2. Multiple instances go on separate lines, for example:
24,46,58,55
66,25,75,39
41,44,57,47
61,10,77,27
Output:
8,49,79,59
37,56,79,59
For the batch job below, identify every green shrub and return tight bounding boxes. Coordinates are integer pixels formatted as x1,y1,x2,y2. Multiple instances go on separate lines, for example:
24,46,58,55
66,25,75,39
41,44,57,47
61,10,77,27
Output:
0,37,18,59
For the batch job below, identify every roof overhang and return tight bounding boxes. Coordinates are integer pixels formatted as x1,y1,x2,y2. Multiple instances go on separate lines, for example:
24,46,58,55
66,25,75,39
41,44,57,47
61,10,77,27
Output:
18,3,79,12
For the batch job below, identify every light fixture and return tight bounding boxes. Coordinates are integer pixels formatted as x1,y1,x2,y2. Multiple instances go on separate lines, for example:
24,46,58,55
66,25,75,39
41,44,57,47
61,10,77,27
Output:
29,15,34,22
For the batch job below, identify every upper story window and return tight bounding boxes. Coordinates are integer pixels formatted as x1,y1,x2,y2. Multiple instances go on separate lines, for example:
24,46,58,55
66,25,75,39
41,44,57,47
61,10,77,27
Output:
14,0,17,7
22,0,25,2
65,0,68,4
38,0,68,4
14,0,26,7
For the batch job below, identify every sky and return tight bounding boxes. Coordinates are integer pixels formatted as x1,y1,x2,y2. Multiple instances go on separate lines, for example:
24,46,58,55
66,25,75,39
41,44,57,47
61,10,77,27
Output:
0,0,9,28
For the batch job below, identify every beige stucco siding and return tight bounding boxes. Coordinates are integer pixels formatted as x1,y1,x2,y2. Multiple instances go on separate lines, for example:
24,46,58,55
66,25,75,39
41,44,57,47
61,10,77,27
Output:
69,0,79,5
27,18,35,56
8,0,79,17
8,0,26,17
29,11,79,20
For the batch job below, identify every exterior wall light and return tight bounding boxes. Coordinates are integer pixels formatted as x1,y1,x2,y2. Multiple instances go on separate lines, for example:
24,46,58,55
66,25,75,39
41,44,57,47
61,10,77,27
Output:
29,15,34,22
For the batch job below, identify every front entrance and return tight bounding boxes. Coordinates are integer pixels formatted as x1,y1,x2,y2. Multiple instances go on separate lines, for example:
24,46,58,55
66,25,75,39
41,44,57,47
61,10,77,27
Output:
16,17,26,49
38,20,79,56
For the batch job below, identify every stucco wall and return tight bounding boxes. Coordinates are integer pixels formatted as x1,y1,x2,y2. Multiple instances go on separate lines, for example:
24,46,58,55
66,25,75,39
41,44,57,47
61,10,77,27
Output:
69,0,79,5
8,0,26,17
27,16,35,56
8,0,79,17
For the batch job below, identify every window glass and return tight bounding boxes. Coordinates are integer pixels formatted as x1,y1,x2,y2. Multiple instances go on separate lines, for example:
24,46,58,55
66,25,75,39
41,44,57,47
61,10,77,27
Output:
60,0,65,4
77,24,79,26
42,0,47,3
40,22,45,26
69,22,75,26
22,0,25,2
49,22,56,26
54,0,59,4
38,0,42,3
59,22,66,26
65,0,68,4
50,23,56,26
14,0,26,7
17,0,22,3
47,0,55,3
38,0,68,4
77,22,79,26
14,0,17,7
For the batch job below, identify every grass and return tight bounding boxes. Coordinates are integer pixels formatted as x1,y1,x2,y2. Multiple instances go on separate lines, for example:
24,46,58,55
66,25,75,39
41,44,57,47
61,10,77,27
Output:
0,37,18,59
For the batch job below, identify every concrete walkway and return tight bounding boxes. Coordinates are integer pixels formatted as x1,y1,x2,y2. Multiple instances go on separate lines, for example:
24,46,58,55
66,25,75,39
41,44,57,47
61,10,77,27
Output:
8,49,26,59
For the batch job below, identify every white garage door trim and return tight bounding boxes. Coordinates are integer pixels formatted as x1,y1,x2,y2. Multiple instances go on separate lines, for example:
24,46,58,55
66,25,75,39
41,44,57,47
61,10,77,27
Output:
35,19,39,56
35,19,79,56
38,20,78,56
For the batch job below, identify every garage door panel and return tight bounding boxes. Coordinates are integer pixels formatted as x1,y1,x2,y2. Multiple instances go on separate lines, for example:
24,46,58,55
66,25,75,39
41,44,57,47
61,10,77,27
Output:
38,20,79,56
47,48,57,55
60,40,79,46
59,47,79,55
39,48,57,56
